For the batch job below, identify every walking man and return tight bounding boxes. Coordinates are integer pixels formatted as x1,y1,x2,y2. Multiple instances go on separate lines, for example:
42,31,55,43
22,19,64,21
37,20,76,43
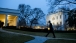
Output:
45,21,56,38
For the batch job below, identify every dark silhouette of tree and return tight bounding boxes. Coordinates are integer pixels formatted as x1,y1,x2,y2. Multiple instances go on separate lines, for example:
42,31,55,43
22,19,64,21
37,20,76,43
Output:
58,6,70,12
18,4,45,27
24,5,33,25
18,4,26,26
66,8,76,28
29,8,45,27
46,0,76,13
18,4,25,14
18,4,32,27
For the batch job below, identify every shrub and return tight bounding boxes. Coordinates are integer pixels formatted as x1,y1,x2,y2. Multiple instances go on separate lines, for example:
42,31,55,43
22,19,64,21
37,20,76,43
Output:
0,21,4,28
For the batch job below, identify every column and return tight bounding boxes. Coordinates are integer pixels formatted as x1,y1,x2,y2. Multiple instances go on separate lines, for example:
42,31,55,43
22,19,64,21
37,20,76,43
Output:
5,14,8,26
16,16,18,26
14,16,18,26
62,13,64,30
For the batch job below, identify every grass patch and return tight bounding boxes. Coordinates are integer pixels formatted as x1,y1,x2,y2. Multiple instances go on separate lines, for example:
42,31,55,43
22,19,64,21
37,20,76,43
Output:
0,31,34,43
44,39,76,43
3,28,47,36
3,28,76,39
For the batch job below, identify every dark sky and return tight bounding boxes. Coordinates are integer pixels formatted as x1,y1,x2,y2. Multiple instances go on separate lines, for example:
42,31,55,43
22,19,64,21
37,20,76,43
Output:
0,0,48,14
0,0,76,14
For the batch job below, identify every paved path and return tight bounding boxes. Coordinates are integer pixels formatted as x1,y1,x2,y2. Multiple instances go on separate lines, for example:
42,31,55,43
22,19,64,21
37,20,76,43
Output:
25,36,49,43
0,28,76,43
0,29,49,43
25,36,76,43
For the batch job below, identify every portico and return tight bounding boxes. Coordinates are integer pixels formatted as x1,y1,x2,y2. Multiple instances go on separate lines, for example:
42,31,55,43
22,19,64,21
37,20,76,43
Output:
0,8,20,26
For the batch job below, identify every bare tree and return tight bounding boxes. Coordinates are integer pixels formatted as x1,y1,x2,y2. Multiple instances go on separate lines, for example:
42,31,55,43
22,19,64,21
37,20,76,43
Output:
18,4,31,27
18,4,26,26
29,8,45,27
46,0,76,13
18,4,45,28
66,8,76,28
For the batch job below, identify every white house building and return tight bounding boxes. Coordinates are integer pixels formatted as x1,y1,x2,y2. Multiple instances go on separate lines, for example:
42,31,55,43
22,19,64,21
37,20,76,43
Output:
46,11,68,30
0,8,20,26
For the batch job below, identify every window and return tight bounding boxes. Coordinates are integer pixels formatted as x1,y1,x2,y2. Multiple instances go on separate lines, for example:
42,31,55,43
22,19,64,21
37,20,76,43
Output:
60,15,61,19
57,22,58,25
60,22,62,25
56,16,58,19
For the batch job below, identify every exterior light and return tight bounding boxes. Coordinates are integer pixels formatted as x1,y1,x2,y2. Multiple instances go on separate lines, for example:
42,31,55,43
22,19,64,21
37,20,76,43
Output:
35,26,41,29
8,15,11,16
48,27,50,30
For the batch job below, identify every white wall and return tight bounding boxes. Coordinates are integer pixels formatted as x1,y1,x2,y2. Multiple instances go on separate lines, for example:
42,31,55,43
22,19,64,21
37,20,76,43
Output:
46,11,69,30
46,12,63,26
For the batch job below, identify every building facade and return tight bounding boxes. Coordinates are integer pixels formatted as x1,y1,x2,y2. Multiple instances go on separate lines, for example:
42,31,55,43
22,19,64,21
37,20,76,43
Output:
46,11,68,30
0,8,20,26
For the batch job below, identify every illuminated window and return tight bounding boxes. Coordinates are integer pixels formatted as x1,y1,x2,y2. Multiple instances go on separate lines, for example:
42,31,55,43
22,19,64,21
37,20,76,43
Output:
48,28,50,30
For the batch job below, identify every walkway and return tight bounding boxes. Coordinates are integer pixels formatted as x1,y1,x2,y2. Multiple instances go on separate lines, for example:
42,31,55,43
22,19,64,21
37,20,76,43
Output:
25,36,49,43
0,28,76,43
0,28,49,43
